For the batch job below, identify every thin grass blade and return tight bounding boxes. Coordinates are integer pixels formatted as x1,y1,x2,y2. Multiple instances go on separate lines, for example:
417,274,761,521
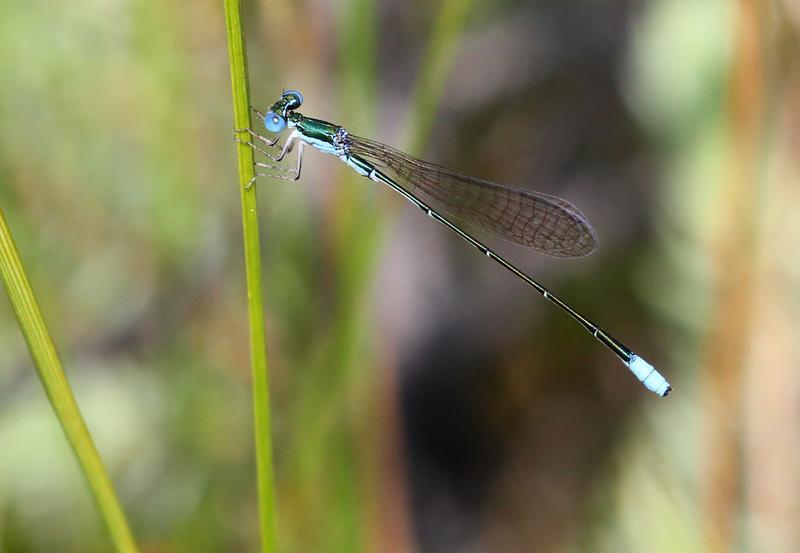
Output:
0,208,139,553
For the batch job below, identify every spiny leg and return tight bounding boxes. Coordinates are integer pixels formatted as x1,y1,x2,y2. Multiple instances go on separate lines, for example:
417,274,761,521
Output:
274,131,299,162
240,126,279,147
246,142,304,188
253,161,296,178
253,161,296,174
251,106,267,122
234,126,280,148
233,134,282,161
254,141,303,181
247,170,297,189
293,142,303,180
246,172,281,189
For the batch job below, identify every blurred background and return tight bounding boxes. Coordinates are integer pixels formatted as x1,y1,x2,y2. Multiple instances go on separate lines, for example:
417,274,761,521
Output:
1,0,798,551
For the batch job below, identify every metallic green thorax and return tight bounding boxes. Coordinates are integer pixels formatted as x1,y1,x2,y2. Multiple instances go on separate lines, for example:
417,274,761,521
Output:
288,113,341,144
267,94,341,146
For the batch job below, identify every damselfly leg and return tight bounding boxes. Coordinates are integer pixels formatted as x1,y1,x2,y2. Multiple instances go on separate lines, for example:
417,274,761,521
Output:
255,141,303,181
234,129,281,159
235,111,305,187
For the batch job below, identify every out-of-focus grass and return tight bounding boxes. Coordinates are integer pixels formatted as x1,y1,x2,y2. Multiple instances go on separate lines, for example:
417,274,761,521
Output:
579,0,733,550
0,2,245,551
582,1,800,553
271,1,475,550
0,209,139,553
404,0,475,156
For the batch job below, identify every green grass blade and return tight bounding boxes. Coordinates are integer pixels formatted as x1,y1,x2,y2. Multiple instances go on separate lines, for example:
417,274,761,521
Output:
337,0,378,132
222,1,278,552
0,208,139,553
405,0,475,155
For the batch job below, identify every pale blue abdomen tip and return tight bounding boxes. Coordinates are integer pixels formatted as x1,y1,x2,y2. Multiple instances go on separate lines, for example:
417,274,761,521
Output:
626,355,671,397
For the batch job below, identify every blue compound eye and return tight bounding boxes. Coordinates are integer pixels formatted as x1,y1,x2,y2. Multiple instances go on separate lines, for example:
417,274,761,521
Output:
282,89,304,109
264,111,286,133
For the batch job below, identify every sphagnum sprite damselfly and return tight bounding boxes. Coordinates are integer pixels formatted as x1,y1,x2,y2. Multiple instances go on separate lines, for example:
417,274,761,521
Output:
237,90,671,397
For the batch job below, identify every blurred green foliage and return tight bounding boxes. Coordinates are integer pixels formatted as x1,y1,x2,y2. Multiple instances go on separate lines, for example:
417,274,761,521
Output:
2,0,799,552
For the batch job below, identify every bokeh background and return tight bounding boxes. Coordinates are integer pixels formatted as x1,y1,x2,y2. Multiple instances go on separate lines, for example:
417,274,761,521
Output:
1,0,799,551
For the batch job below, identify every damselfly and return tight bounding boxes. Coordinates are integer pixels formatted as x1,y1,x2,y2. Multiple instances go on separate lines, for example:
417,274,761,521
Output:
236,90,671,397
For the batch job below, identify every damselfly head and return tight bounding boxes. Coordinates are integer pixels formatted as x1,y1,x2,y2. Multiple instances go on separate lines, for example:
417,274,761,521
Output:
264,89,304,133
281,89,304,110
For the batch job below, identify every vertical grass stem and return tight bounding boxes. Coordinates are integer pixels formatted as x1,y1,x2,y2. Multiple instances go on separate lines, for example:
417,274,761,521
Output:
222,1,279,551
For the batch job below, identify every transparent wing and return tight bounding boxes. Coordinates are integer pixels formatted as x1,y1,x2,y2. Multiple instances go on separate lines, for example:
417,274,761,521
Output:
347,135,598,258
